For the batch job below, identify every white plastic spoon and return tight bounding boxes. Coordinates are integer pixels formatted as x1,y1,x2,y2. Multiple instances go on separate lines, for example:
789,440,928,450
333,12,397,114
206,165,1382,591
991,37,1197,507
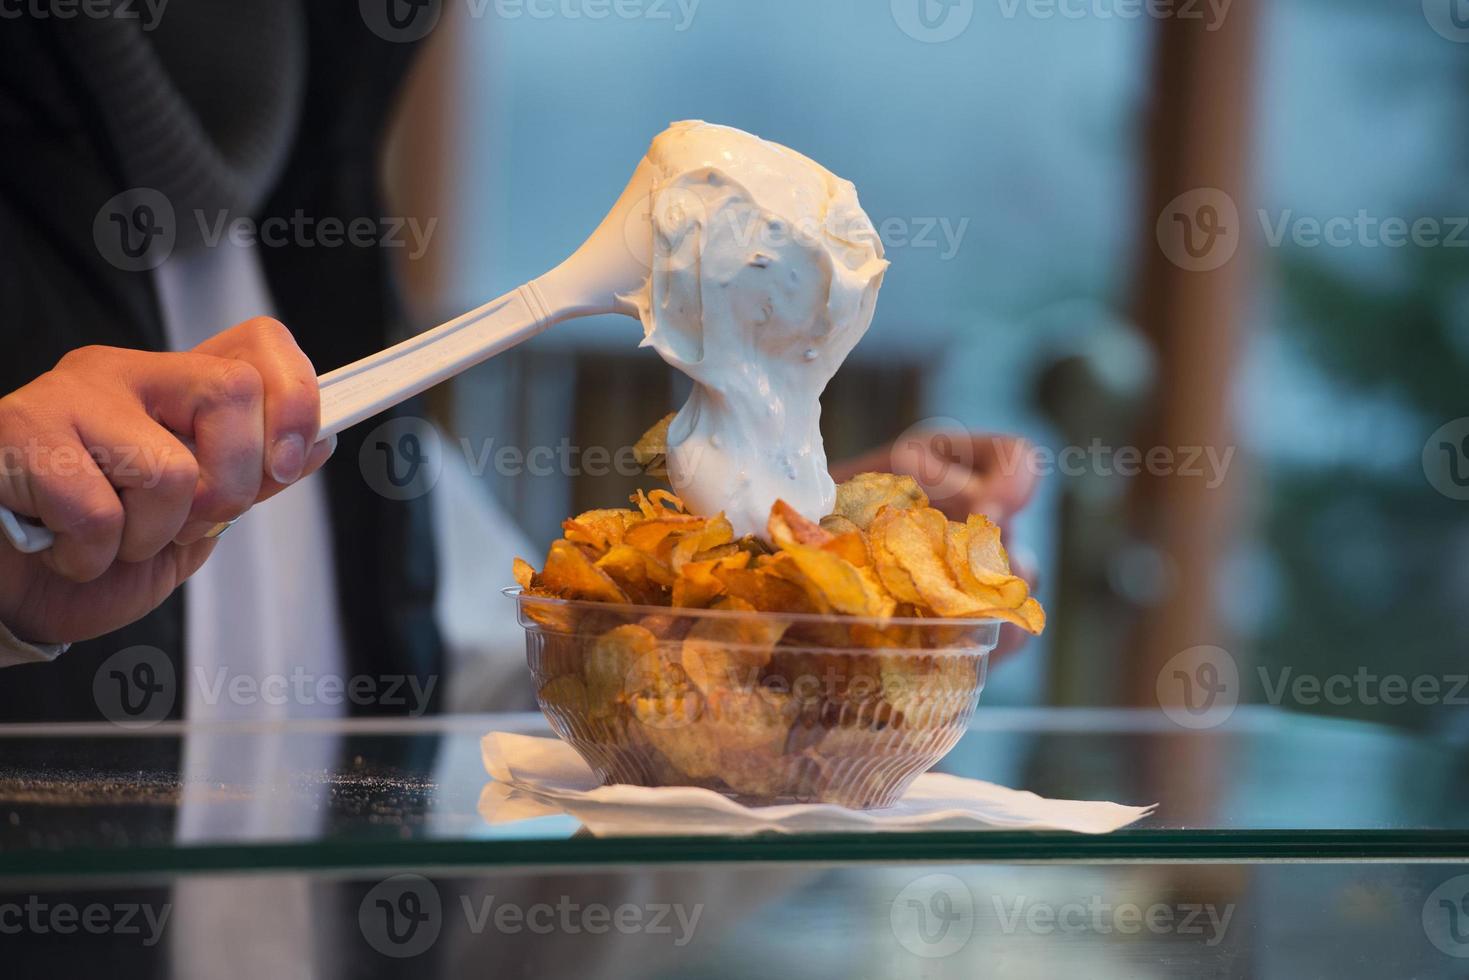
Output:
0,158,658,556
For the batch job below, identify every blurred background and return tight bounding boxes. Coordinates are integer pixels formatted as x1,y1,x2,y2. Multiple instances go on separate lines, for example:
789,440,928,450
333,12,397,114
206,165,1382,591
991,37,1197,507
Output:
382,0,1469,730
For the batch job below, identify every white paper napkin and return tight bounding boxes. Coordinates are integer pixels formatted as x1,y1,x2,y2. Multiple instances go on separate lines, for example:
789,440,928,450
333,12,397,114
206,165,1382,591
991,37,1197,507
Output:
479,732,1155,837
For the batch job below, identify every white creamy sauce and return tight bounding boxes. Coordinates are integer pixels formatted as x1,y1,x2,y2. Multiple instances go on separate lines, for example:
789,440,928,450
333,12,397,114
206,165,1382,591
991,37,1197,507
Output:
625,120,889,538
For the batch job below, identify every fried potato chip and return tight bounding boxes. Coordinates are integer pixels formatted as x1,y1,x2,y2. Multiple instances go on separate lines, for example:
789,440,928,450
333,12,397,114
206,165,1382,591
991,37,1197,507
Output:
943,519,1029,609
670,515,735,570
866,509,924,605
712,566,818,614
517,480,1044,637
538,674,591,718
878,509,984,617
562,509,637,553
512,557,536,590
680,596,787,694
583,624,660,717
671,551,751,608
596,545,675,604
769,500,833,549
634,412,676,478
541,540,629,604
832,472,929,530
623,515,707,553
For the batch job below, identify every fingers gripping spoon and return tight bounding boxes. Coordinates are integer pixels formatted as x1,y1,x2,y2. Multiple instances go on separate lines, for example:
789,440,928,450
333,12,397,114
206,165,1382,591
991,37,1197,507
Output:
0,159,659,555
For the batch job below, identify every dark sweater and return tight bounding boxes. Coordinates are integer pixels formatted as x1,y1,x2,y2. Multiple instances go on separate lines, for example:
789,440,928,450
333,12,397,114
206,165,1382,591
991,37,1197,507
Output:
0,3,445,722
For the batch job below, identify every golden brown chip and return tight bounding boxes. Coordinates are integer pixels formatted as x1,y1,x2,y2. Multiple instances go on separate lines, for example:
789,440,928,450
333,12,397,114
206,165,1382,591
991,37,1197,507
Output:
769,499,833,549
596,545,675,604
671,551,750,608
669,515,735,570
538,674,591,718
944,519,1029,610
867,509,925,605
541,540,629,604
561,509,637,553
680,596,787,694
832,472,929,530
583,624,661,717
633,413,676,478
819,514,862,537
713,565,818,614
512,557,536,590
880,509,984,617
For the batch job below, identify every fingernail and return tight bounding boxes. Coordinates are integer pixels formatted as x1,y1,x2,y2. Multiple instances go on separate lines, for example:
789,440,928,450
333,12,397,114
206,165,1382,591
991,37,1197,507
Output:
270,434,307,484
326,433,338,456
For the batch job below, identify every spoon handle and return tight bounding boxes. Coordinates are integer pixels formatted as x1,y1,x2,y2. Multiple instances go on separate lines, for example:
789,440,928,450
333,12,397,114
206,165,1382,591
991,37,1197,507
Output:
0,279,563,556
318,279,557,439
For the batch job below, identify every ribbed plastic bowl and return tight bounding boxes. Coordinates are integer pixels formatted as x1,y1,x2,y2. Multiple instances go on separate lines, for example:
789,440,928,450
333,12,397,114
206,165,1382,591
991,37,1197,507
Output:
510,588,997,809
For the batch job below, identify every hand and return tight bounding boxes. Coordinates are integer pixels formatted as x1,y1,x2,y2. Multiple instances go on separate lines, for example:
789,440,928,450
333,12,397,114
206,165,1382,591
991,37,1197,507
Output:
833,431,1041,655
0,318,334,644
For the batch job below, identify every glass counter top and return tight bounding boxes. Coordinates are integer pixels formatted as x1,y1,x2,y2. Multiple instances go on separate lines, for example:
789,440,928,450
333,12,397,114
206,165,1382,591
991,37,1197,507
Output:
0,707,1465,879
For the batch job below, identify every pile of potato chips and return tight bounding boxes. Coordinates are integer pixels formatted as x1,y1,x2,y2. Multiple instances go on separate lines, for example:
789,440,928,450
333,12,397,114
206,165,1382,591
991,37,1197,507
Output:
513,472,1044,635
512,471,1044,805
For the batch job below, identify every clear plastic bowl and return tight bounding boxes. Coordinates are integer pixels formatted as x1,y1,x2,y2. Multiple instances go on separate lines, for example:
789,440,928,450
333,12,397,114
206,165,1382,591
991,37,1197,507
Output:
510,588,998,809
